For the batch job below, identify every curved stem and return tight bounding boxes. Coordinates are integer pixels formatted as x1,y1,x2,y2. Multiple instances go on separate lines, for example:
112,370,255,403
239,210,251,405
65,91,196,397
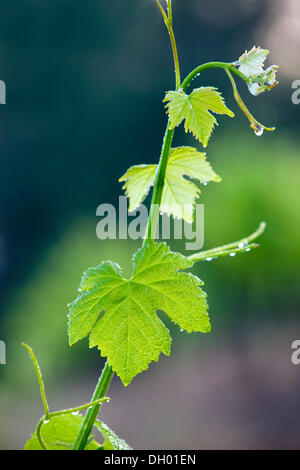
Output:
188,222,266,262
50,397,110,418
154,0,168,24
72,361,114,450
225,69,275,133
189,242,259,262
36,417,48,450
181,62,249,92
34,398,110,451
22,343,50,420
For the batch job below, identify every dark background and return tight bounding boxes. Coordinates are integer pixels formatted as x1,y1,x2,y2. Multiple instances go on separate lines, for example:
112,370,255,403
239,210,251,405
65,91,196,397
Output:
0,0,299,449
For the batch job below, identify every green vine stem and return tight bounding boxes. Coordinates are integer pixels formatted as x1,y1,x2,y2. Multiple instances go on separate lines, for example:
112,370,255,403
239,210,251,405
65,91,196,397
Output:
144,126,174,241
181,61,249,92
36,417,48,450
72,2,269,450
154,0,181,90
22,343,50,420
72,361,114,450
188,222,266,262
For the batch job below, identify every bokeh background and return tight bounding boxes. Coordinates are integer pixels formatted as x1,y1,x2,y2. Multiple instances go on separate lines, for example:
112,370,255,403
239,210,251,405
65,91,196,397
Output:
0,0,299,450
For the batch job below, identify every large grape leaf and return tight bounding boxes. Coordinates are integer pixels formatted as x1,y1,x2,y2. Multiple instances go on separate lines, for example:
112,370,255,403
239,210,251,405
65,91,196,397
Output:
164,87,234,147
68,241,210,386
120,146,221,223
237,46,269,78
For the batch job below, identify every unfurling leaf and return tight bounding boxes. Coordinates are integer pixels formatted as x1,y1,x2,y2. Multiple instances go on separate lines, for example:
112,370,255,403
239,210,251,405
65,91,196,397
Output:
164,87,234,147
237,46,269,78
68,241,210,385
236,46,279,96
120,146,221,223
246,65,279,96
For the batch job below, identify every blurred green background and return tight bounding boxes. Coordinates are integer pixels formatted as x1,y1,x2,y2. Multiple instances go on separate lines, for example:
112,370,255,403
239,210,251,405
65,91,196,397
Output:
0,0,299,449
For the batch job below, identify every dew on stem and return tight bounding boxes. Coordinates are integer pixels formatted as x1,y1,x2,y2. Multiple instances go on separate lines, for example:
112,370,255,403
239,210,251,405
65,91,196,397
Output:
252,123,264,136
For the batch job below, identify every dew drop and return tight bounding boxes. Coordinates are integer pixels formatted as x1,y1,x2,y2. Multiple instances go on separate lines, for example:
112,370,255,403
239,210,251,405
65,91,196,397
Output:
254,125,264,136
72,411,79,415
43,419,50,424
230,252,236,257
246,248,251,252
238,243,245,249
206,257,213,261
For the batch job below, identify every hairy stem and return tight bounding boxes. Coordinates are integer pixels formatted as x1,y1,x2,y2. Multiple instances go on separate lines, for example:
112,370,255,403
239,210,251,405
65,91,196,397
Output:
72,361,114,450
188,222,266,262
144,125,174,241
154,0,181,90
22,343,50,420
181,62,249,92
50,397,110,419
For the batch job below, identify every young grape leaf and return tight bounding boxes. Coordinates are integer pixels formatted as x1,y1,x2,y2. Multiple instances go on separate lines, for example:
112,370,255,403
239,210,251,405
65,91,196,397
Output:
246,64,279,96
95,421,132,450
164,87,234,147
237,46,269,78
119,164,156,213
24,414,99,450
68,241,210,386
120,146,221,223
119,164,157,213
